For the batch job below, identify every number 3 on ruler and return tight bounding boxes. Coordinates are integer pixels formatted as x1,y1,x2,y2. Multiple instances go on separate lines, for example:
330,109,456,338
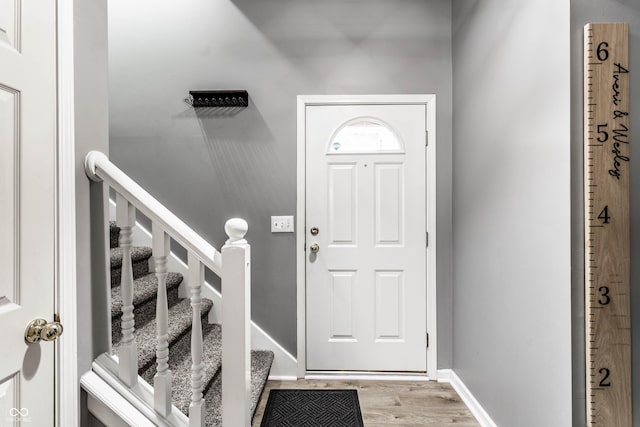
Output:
598,286,610,305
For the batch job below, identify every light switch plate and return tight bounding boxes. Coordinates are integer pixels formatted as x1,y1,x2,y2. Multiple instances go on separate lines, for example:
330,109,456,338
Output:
271,215,294,233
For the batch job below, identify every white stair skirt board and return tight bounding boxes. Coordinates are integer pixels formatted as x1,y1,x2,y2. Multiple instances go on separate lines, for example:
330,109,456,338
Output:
109,200,298,378
90,353,190,426
436,369,497,427
81,371,156,427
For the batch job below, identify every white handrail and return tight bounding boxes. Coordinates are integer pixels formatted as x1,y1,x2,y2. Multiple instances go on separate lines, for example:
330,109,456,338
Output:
85,151,222,276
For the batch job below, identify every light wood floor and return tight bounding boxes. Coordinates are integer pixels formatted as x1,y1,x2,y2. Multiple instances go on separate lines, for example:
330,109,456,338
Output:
252,379,479,426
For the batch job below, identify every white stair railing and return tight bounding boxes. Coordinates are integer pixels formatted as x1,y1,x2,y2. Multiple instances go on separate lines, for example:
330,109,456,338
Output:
85,150,251,427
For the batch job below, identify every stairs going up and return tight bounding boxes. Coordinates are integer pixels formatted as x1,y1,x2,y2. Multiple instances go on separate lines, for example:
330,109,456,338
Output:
109,222,273,426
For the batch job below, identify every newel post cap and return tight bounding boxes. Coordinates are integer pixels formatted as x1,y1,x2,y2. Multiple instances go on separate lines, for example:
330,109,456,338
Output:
224,218,248,245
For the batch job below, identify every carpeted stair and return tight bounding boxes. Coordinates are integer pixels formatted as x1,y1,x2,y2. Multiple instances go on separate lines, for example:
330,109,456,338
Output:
109,222,273,426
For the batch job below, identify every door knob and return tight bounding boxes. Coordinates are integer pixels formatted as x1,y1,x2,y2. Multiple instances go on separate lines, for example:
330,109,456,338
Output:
24,315,64,343
310,243,320,253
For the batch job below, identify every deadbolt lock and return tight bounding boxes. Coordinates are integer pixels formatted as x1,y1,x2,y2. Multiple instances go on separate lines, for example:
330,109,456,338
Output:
310,227,319,236
25,315,64,343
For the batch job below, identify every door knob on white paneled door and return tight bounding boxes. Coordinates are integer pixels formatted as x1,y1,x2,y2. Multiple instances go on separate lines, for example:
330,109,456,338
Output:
24,316,64,343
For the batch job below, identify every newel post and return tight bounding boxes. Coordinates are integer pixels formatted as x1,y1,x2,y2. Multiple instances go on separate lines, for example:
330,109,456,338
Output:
221,218,251,427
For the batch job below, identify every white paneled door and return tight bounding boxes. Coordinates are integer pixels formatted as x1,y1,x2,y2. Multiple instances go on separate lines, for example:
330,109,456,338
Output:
306,104,427,372
0,0,58,424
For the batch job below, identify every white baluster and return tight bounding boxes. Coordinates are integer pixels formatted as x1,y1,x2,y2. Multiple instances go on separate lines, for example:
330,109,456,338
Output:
222,218,251,427
152,224,172,416
116,193,138,387
188,253,205,426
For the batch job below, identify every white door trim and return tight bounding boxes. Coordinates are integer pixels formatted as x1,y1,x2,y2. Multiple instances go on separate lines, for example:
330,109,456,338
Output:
296,94,437,379
56,2,79,425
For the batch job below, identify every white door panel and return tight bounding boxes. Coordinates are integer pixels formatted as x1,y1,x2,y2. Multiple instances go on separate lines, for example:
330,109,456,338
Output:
375,163,404,244
328,271,357,340
0,0,20,51
306,104,426,372
0,0,57,424
327,164,357,245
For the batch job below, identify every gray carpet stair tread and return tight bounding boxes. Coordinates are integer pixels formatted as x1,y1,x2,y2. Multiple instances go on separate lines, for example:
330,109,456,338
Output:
111,272,183,318
141,322,223,415
110,246,153,269
109,222,120,249
203,350,274,426
113,297,213,371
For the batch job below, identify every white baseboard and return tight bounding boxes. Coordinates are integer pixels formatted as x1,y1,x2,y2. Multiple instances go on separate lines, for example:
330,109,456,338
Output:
436,368,452,383
305,372,431,382
437,369,497,427
267,375,298,381
109,201,298,377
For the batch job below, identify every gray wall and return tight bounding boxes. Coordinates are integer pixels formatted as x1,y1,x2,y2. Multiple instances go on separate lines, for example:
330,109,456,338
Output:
73,0,110,424
570,2,640,425
452,1,573,426
108,0,454,363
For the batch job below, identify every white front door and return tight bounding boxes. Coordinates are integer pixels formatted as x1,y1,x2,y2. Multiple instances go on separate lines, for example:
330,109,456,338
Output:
0,1,58,424
306,103,427,372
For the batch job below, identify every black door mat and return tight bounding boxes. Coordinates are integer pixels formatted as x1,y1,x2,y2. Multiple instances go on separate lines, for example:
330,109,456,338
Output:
260,389,364,427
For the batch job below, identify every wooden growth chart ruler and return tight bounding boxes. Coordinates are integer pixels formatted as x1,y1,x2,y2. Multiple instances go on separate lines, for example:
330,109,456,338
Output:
584,23,631,426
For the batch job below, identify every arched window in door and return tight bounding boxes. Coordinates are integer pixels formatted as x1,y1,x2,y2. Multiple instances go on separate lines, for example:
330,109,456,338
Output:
327,117,404,154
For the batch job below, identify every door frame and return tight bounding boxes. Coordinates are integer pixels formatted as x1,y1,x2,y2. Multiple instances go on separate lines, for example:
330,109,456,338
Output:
296,95,437,378
56,3,79,426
